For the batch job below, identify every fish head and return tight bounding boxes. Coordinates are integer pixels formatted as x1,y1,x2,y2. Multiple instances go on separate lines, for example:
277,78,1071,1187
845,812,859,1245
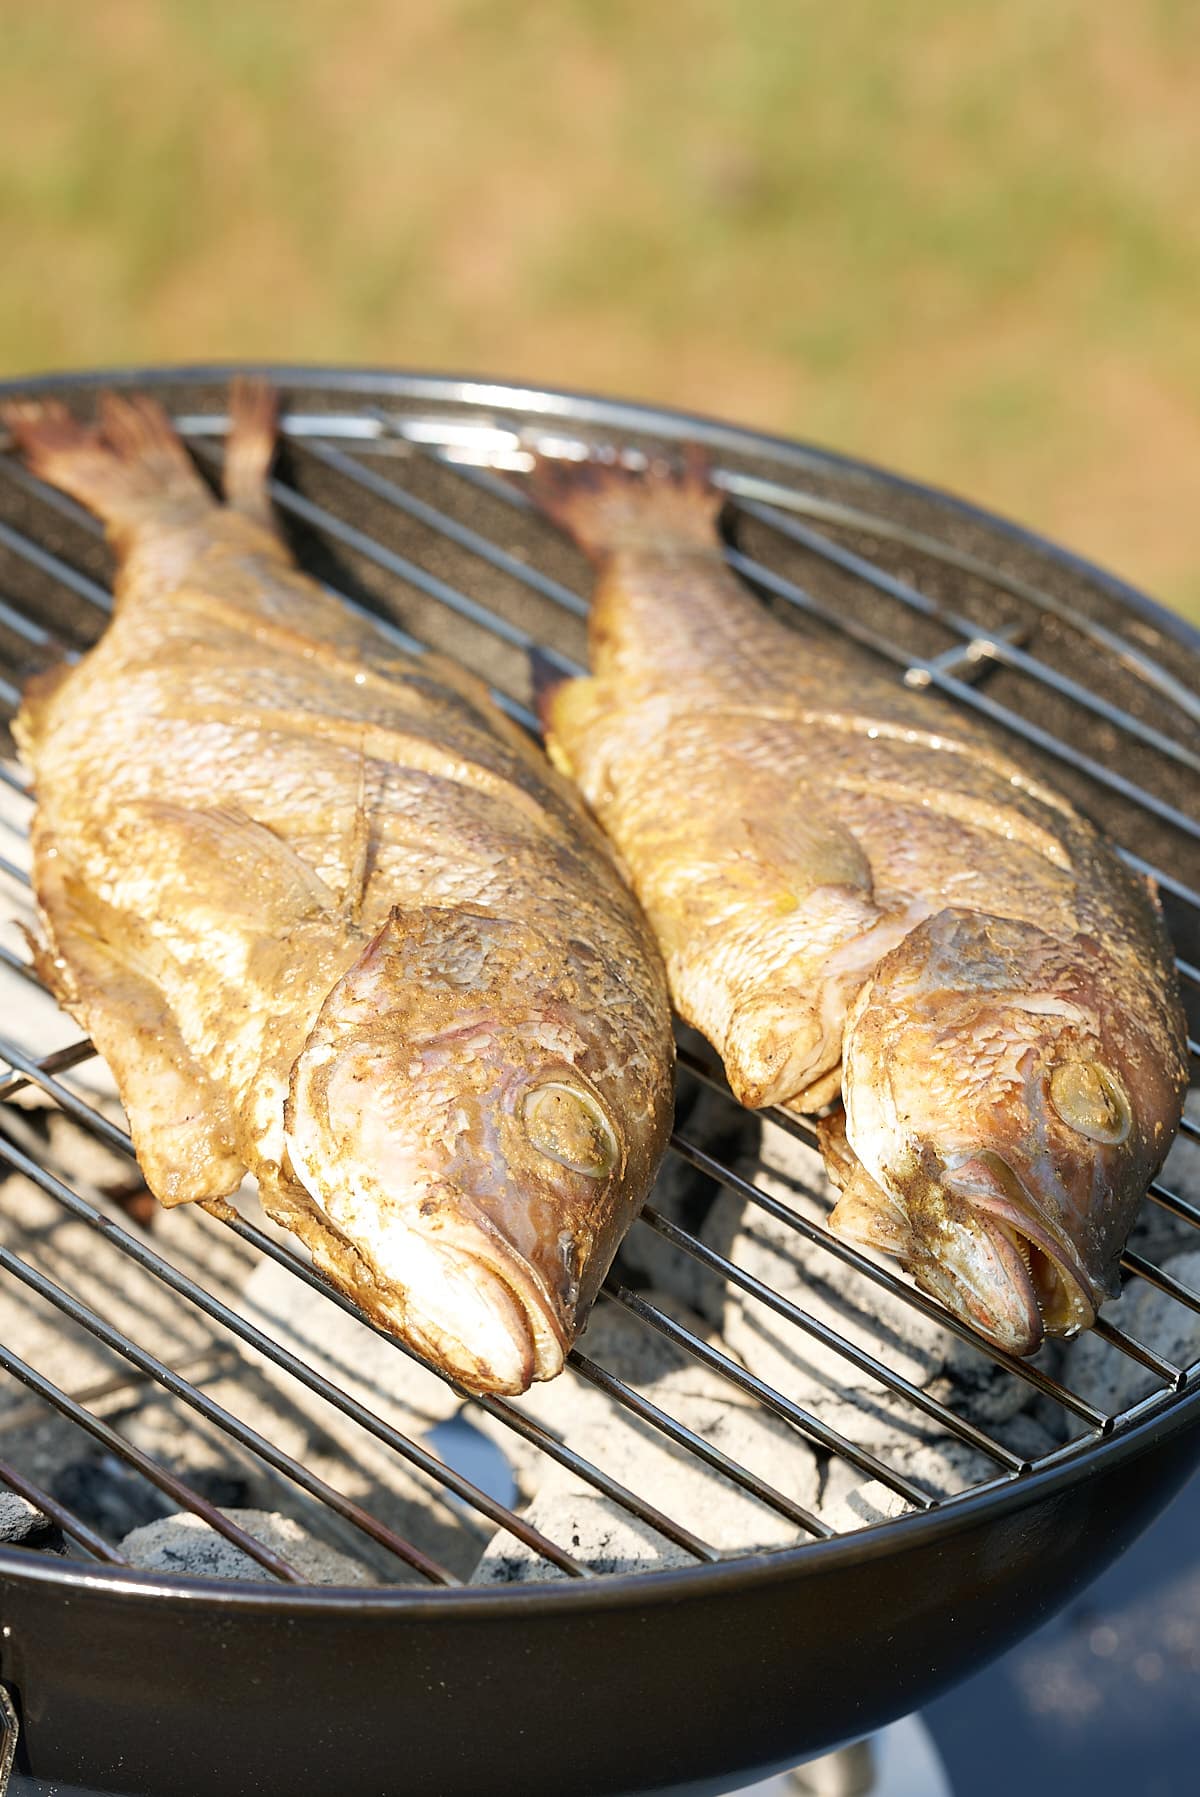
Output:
284,904,671,1395
836,908,1186,1355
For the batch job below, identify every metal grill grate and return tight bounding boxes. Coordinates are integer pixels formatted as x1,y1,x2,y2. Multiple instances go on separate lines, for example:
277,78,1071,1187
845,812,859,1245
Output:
0,369,1198,1594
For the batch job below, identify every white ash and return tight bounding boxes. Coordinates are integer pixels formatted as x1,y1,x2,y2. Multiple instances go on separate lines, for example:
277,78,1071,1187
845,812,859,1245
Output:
470,1471,698,1585
0,1141,487,1581
0,1115,257,1373
468,1292,819,1579
233,1256,488,1580
471,1289,737,1503
238,1255,462,1440
709,1124,1040,1448
817,1411,1060,1530
1123,1099,1200,1268
120,1507,376,1585
1027,1362,1082,1447
821,1480,912,1535
1063,1248,1200,1416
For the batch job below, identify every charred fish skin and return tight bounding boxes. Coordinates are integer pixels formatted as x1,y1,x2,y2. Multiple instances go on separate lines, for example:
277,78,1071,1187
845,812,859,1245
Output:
6,386,675,1396
529,447,1188,1356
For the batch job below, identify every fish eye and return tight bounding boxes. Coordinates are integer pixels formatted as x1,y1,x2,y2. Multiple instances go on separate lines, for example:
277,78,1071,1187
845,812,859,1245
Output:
522,1082,618,1179
1048,1061,1131,1145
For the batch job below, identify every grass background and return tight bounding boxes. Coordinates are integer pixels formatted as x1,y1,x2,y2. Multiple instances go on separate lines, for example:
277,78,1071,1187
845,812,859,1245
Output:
1,0,1198,623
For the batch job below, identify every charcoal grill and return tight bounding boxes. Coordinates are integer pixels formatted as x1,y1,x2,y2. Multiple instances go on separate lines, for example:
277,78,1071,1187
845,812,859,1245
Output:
0,365,1198,1797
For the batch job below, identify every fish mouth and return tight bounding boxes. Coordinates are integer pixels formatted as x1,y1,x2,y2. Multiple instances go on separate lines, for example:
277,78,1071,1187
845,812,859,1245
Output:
399,1229,572,1396
283,1131,572,1395
932,1150,1098,1354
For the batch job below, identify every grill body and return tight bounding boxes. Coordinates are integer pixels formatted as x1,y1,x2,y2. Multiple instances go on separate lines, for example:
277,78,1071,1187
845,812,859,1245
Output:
2,1401,1200,1797
0,365,1197,1796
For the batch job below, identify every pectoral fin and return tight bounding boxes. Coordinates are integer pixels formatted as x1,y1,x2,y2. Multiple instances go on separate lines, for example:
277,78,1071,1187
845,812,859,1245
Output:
118,798,338,926
818,1115,912,1256
32,850,245,1206
740,810,872,900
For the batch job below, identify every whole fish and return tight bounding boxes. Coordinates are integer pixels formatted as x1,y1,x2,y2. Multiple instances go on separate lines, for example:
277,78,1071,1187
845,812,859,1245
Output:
531,449,1189,1356
5,387,674,1395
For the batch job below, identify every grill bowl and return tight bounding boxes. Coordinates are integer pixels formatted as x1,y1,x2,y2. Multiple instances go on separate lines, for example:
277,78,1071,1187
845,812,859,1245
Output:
0,365,1197,1797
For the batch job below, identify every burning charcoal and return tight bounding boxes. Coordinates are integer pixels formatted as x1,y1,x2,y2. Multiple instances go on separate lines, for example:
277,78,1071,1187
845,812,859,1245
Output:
567,1289,727,1391
589,1369,821,1550
820,1479,913,1535
0,1490,64,1553
470,1471,698,1584
1126,1114,1200,1265
1063,1248,1200,1415
98,1173,158,1230
120,1507,376,1585
714,1127,1035,1449
473,1291,820,1548
224,1262,494,1579
238,1257,462,1438
111,1395,259,1511
471,1289,733,1501
817,1411,1058,1525
49,1437,262,1538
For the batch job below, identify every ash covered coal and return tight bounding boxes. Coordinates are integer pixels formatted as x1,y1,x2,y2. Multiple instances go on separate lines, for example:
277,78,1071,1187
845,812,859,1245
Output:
0,1490,63,1554
121,1507,376,1585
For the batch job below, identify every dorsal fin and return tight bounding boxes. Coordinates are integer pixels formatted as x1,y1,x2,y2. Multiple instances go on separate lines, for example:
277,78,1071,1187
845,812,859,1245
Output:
223,377,278,527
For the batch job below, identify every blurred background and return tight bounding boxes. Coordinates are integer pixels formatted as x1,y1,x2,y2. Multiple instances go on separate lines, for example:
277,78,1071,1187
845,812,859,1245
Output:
1,2,1197,622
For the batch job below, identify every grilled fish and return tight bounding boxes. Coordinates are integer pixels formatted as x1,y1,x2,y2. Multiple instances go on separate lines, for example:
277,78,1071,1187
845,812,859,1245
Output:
531,449,1188,1356
5,386,675,1395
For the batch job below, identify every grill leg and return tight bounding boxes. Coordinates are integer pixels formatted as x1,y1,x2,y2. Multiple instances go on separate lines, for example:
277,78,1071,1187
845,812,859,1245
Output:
786,1739,875,1795
0,1683,18,1797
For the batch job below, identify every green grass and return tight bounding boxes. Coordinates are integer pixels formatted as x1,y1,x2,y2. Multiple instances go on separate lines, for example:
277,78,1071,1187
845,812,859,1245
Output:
0,0,1197,623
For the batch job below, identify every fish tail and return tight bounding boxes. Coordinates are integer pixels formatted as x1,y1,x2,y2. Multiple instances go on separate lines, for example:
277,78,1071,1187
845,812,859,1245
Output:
529,644,570,722
3,392,211,536
526,444,723,562
223,376,278,525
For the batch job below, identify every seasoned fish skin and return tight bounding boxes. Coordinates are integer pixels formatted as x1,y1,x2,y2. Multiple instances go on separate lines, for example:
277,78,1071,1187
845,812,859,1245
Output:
6,389,675,1395
531,450,1188,1355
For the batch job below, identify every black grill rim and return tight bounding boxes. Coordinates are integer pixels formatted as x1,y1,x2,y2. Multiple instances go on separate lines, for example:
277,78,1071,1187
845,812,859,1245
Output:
0,360,1197,1613
1,1373,1197,1612
3,358,1198,657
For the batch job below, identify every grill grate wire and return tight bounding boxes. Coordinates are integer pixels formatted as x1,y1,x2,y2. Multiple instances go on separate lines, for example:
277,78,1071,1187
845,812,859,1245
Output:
0,377,1197,1591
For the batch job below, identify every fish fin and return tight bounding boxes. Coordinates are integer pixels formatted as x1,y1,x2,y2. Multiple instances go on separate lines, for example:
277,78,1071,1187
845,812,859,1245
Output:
32,854,245,1206
1138,869,1163,914
3,391,212,539
223,377,278,527
537,671,609,773
816,1107,856,1188
14,916,66,1004
119,799,340,924
529,645,571,723
828,1164,912,1257
783,1063,845,1114
525,443,722,561
342,743,372,928
739,810,873,896
13,658,73,761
